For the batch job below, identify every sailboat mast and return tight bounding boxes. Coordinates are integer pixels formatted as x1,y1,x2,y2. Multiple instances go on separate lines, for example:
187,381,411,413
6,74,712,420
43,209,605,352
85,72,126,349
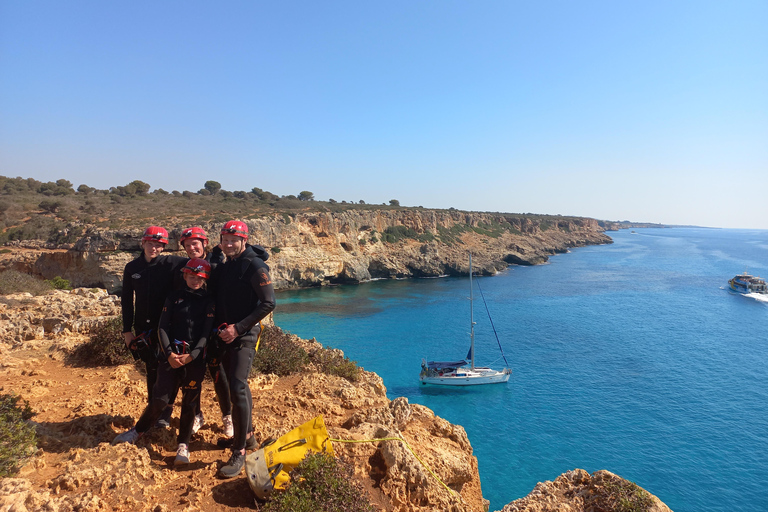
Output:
470,253,475,370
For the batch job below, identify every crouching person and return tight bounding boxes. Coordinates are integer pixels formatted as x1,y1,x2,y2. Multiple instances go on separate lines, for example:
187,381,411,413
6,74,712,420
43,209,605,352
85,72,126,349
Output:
113,258,215,467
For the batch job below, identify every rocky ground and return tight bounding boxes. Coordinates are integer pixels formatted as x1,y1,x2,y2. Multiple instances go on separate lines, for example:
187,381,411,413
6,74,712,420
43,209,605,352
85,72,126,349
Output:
0,289,671,512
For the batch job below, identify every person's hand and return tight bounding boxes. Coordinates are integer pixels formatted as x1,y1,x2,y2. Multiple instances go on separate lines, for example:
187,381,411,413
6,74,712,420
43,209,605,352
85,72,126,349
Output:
220,324,239,344
168,353,184,368
123,332,134,349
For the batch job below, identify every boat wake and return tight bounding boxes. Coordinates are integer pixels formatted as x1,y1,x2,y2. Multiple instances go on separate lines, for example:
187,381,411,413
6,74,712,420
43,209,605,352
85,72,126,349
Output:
744,292,768,303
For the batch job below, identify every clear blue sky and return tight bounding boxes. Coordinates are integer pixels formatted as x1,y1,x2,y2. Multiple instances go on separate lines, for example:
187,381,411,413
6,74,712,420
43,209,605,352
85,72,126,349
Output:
1,1,766,228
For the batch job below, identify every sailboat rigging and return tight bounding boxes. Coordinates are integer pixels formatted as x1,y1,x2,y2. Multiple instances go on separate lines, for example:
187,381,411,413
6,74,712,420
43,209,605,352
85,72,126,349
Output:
419,254,512,386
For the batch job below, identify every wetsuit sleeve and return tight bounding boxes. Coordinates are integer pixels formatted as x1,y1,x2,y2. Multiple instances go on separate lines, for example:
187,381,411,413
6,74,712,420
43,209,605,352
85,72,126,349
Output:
165,255,188,290
158,296,174,359
233,263,276,336
121,264,134,334
190,300,215,361
208,245,224,266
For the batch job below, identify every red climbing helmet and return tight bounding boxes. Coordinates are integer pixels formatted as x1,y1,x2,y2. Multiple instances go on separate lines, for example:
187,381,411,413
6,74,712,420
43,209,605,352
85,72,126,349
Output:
142,226,169,244
220,220,249,239
182,258,211,279
180,226,209,246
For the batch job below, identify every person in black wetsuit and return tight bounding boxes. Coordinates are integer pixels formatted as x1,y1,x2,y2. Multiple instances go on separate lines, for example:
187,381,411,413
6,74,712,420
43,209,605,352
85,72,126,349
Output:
178,226,233,439
120,226,186,427
113,258,215,466
214,220,276,479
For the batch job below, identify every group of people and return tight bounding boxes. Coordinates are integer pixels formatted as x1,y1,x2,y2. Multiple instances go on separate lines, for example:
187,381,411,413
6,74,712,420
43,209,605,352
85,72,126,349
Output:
112,220,276,479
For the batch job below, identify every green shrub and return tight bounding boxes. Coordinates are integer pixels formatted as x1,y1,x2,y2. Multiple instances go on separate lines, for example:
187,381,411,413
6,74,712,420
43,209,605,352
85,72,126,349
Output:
45,276,72,290
597,479,655,512
0,393,36,477
271,247,282,254
263,452,373,512
67,317,137,367
0,270,53,296
253,326,309,376
312,347,362,383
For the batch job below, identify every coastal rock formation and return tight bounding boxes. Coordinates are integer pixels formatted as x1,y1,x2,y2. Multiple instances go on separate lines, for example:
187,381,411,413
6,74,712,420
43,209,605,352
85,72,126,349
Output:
497,468,672,512
0,210,612,291
0,288,121,348
0,289,671,511
0,289,484,511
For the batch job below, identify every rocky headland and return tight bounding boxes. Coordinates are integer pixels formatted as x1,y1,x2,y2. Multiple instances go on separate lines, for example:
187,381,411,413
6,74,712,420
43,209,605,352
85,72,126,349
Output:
0,289,672,511
0,210,612,292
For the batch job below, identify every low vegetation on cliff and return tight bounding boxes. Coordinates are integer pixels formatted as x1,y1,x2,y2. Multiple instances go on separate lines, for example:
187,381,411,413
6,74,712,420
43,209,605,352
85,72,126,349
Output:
0,393,36,477
263,453,374,512
0,175,400,244
0,174,598,247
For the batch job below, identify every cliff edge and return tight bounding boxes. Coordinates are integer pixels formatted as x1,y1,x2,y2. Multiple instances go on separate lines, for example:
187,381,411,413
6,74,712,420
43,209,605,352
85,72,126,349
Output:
1,210,612,292
0,289,672,511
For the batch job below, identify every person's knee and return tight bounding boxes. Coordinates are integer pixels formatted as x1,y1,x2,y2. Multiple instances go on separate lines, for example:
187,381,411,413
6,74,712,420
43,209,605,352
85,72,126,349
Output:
151,396,170,412
230,378,248,399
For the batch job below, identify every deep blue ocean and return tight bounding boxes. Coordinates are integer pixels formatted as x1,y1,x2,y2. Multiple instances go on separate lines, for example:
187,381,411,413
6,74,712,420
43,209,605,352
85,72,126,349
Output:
273,228,768,512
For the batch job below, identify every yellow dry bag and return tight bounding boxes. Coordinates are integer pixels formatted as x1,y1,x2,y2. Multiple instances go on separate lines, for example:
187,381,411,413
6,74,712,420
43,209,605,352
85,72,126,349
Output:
246,415,334,500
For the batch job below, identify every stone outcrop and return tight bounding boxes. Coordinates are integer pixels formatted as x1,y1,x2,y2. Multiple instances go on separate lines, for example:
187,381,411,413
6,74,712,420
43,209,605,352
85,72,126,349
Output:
1,209,612,292
497,468,672,512
0,288,120,348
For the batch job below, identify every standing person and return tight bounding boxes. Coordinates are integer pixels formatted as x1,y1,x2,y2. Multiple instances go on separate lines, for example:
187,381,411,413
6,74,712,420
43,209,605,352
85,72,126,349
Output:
179,226,233,439
114,258,215,466
121,226,186,427
214,220,276,478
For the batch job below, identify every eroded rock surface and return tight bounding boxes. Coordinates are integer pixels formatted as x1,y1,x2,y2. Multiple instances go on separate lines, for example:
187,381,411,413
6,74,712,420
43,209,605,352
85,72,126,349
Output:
1,210,612,291
497,468,672,512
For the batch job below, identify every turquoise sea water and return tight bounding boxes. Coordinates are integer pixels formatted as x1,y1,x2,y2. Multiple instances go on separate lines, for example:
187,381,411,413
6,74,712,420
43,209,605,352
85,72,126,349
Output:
273,228,768,512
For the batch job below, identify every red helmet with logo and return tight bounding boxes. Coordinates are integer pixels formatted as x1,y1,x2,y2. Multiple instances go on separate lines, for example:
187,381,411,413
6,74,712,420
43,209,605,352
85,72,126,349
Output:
220,220,249,239
182,258,211,279
180,226,209,246
142,226,169,244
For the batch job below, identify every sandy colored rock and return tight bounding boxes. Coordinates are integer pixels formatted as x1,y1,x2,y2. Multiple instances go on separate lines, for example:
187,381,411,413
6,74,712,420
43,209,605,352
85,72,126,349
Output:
1,210,612,291
496,468,672,512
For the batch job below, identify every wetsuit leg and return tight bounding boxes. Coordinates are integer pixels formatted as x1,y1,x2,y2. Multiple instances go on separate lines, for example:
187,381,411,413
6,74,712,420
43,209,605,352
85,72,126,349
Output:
178,358,206,445
145,357,159,404
222,342,255,452
209,360,232,416
135,362,178,433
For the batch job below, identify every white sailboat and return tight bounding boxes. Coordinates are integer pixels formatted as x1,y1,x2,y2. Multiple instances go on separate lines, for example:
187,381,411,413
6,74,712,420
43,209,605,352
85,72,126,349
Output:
419,254,512,386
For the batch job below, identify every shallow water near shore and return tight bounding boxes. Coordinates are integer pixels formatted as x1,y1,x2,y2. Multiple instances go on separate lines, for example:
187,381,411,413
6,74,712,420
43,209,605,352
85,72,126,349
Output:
275,228,768,512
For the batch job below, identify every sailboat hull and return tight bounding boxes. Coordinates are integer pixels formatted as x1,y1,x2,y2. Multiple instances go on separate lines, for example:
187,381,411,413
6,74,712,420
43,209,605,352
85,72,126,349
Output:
419,367,511,386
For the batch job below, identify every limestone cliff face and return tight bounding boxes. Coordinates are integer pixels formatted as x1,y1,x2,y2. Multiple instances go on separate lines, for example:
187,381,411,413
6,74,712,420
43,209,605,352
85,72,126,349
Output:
1,209,612,292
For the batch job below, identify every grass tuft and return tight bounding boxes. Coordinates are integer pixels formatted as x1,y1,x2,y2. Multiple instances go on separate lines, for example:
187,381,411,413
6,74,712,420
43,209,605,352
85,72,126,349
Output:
45,275,72,290
597,479,655,512
312,347,363,383
0,393,37,477
253,325,309,376
0,269,53,296
263,452,373,512
67,316,138,367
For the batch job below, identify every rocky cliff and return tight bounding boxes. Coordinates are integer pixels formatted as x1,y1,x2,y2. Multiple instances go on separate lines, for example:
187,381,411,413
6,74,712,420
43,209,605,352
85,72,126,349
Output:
0,289,672,511
0,210,612,292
